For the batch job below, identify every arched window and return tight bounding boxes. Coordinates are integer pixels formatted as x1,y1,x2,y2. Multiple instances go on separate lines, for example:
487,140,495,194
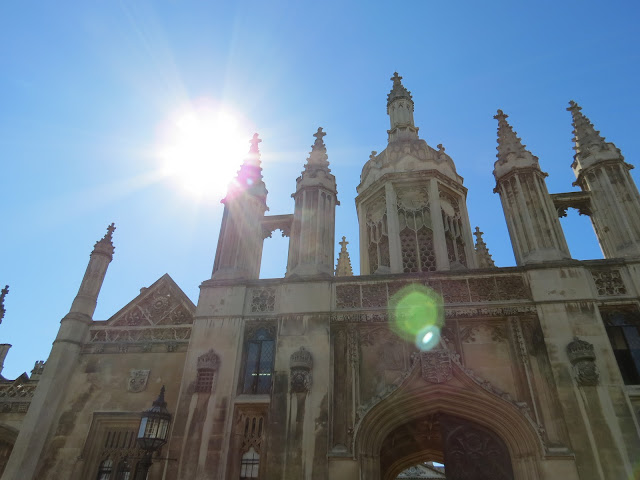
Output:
96,459,113,480
240,447,260,478
242,327,275,394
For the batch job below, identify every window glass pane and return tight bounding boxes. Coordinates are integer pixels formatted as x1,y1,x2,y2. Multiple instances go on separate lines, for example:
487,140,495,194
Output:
256,340,274,394
240,447,260,479
243,342,261,393
97,459,113,480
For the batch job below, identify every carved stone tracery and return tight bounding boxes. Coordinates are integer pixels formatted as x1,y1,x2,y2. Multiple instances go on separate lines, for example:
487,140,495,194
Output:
250,287,276,313
590,269,627,296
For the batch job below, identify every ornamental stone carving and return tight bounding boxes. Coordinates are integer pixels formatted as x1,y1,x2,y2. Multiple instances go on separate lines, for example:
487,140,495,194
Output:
590,269,627,296
198,349,220,370
567,337,599,386
251,287,276,313
290,347,313,393
420,350,452,384
128,369,150,393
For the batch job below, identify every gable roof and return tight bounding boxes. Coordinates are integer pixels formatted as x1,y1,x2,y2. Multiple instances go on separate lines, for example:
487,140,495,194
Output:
100,274,196,327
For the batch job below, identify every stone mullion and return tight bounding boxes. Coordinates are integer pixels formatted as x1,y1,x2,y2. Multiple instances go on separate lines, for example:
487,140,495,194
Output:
385,182,402,273
599,167,633,253
619,165,640,240
457,195,477,268
532,173,567,253
430,179,449,271
500,181,525,263
357,203,368,275
514,174,540,252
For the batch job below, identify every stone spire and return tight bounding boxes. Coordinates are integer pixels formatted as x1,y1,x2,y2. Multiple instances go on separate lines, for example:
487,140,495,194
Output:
287,128,339,277
92,223,116,259
568,101,607,154
568,100,622,171
493,110,540,179
212,134,269,280
303,127,330,172
226,133,268,204
386,72,419,142
0,285,8,323
335,236,354,276
493,110,570,265
3,225,116,480
473,227,496,268
568,101,640,258
387,72,413,106
70,223,116,316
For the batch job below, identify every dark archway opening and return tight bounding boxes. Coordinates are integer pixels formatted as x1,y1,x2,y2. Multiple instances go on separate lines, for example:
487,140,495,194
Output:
382,413,514,480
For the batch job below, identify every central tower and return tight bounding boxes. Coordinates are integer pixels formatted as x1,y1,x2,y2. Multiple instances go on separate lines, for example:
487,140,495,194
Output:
356,73,476,274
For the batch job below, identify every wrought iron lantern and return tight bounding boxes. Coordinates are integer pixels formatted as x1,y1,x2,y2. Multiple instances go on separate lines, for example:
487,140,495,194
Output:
135,386,172,479
138,385,172,451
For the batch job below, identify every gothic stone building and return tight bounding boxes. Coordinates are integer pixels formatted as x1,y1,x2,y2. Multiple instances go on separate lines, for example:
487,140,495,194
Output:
1,74,640,480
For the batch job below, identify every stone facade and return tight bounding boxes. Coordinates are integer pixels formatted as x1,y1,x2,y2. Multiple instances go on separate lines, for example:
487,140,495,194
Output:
1,74,640,480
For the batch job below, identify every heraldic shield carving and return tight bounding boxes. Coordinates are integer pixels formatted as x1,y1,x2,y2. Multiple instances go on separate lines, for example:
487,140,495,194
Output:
128,369,150,393
420,350,452,384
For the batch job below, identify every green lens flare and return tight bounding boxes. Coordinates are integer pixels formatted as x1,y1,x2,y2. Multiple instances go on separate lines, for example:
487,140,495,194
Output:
389,283,444,351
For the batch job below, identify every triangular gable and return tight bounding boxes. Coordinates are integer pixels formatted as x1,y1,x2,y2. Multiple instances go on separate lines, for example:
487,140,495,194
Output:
103,274,196,327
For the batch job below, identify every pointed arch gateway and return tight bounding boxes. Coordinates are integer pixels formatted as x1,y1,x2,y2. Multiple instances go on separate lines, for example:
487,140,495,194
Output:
353,350,544,480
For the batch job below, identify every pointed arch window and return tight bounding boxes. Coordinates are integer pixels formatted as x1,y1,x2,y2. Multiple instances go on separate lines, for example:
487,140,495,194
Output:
242,327,275,394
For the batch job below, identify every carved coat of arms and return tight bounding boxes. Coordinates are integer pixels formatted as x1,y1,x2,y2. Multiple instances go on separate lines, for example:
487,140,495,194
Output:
420,351,452,384
128,369,150,393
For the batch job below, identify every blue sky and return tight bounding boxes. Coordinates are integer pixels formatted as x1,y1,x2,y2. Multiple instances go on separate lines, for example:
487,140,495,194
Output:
1,1,639,379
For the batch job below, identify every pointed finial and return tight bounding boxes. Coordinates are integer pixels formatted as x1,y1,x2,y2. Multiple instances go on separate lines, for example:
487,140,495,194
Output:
473,226,496,268
567,100,581,112
387,72,413,107
313,127,326,145
0,285,8,322
494,109,507,121
93,223,116,258
106,222,115,240
249,133,262,154
566,101,613,160
494,109,539,166
153,385,167,408
223,133,268,204
335,236,353,276
303,127,330,170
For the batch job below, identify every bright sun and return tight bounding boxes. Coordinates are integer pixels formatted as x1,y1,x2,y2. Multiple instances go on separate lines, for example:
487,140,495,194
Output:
158,102,251,199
